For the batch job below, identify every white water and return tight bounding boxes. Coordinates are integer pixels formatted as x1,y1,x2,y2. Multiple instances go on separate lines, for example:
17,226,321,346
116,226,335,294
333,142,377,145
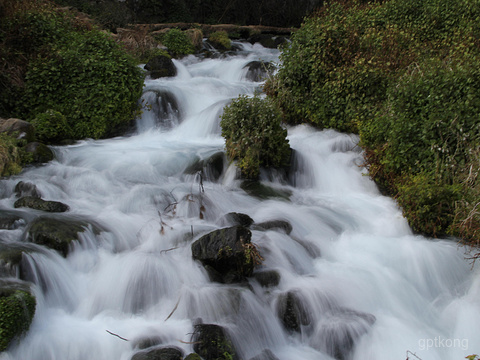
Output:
0,42,479,360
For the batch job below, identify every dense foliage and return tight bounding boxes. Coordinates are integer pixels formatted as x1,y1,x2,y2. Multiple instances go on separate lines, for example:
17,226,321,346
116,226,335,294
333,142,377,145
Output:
220,95,291,180
0,0,144,141
267,0,480,253
160,28,195,58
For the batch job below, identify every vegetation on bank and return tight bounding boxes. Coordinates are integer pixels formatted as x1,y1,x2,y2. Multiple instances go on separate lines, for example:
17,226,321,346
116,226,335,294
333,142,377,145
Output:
0,0,144,142
266,0,480,257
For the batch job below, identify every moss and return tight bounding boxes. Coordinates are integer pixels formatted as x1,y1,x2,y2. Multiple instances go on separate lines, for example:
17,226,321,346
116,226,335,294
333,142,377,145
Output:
208,31,231,50
0,289,36,351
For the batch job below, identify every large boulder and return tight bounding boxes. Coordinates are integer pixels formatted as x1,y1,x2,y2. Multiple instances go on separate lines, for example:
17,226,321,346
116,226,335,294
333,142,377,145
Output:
25,217,91,257
192,324,237,360
144,55,177,79
191,226,256,283
0,284,36,351
0,118,35,143
14,196,69,213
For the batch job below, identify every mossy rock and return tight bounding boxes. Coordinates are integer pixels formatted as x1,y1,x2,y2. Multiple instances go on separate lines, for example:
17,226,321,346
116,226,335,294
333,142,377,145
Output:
144,55,177,79
191,226,255,283
24,142,55,164
14,196,69,213
25,217,91,256
184,354,202,360
192,324,237,360
207,31,231,51
131,346,183,360
0,287,36,351
0,243,32,278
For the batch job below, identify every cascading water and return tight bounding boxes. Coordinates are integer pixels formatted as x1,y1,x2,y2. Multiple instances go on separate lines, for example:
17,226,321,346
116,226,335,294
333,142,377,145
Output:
0,41,479,360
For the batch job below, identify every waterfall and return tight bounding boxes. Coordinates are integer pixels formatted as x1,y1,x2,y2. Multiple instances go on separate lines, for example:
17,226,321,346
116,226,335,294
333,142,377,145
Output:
0,41,479,360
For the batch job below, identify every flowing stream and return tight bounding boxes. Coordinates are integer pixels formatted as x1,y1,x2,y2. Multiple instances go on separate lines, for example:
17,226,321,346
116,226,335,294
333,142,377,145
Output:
0,42,479,360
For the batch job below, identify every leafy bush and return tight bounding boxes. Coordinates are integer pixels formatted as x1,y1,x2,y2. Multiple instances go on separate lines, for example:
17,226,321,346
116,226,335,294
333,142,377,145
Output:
268,0,480,250
32,109,73,144
220,95,291,179
161,28,195,58
1,3,144,141
20,29,144,140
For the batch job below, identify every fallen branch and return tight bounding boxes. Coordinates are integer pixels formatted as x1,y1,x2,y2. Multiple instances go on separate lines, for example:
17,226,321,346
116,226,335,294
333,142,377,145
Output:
106,330,129,341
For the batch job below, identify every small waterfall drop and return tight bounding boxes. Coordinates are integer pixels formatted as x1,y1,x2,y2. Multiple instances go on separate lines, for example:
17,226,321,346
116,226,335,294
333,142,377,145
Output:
0,41,479,360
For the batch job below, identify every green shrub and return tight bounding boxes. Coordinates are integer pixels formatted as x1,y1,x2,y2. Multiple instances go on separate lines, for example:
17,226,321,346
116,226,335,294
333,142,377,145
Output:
162,28,195,58
396,173,463,237
208,31,231,50
32,109,73,144
220,95,291,179
20,29,144,139
0,289,36,351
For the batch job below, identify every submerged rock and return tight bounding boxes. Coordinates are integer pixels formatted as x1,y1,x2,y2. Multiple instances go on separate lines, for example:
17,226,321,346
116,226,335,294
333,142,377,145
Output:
184,152,225,182
243,61,276,82
25,217,90,256
14,181,41,199
216,212,254,227
0,214,24,230
249,349,280,360
192,324,237,360
311,308,376,360
253,269,281,288
277,291,311,333
252,220,292,235
14,196,69,213
191,226,255,283
240,181,291,200
131,346,183,360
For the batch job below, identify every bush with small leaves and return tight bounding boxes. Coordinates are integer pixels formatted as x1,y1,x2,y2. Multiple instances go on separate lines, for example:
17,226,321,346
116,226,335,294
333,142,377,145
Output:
220,95,291,179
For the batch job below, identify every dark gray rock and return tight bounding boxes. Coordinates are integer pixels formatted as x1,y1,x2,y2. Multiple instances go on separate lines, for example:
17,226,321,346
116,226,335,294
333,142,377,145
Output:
144,55,177,79
0,214,24,230
192,324,237,360
191,226,255,283
14,196,69,213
